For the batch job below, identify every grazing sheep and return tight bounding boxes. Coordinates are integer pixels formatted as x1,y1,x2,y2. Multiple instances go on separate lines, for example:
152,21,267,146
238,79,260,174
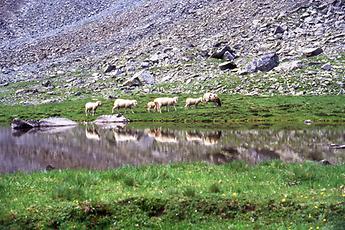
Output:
154,97,178,113
85,101,102,116
147,101,156,112
112,99,138,113
185,97,203,109
202,93,221,107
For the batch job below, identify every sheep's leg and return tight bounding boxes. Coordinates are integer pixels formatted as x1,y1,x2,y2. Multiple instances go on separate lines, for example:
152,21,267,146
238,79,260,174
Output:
112,106,115,114
174,105,177,111
85,108,88,116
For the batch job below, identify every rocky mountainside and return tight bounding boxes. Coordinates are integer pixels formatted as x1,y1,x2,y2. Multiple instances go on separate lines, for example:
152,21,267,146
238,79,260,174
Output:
0,0,344,104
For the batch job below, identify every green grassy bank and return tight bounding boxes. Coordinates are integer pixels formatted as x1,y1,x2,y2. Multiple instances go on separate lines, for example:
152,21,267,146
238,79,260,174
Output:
1,95,345,124
0,161,344,229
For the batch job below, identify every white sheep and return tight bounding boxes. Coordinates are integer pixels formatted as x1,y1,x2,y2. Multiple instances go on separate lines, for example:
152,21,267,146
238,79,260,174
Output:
154,97,178,113
147,101,156,112
202,93,221,106
112,99,138,114
185,97,203,109
85,101,102,116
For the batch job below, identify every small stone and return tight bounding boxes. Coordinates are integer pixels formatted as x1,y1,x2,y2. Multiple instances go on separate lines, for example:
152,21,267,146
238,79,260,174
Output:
321,63,332,71
104,64,116,73
219,62,237,71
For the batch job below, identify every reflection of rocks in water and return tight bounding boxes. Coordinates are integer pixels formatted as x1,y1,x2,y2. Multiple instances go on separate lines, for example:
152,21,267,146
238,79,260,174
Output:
240,148,280,164
12,126,76,137
207,146,239,165
145,128,178,143
207,153,235,165
85,125,100,141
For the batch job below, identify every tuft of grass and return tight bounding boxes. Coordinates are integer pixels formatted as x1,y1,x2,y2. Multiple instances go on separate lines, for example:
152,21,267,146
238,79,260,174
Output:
209,183,221,193
52,185,86,201
183,187,196,197
123,177,136,187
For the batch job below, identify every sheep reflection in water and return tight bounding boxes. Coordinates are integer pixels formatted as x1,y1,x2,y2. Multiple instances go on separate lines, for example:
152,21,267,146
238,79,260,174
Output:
145,128,178,143
113,129,139,143
185,131,222,146
85,125,100,141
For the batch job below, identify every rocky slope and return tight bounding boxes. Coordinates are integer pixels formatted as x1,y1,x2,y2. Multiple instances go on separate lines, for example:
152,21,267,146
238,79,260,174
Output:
0,0,344,104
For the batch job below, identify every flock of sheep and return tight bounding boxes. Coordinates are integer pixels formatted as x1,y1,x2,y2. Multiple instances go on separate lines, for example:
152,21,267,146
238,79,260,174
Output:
85,92,221,116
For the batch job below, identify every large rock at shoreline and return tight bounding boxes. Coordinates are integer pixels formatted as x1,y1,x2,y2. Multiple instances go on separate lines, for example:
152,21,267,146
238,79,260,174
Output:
11,117,77,130
93,114,129,124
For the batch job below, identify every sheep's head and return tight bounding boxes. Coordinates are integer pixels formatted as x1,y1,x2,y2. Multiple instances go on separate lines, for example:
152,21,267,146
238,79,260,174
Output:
173,97,178,102
133,100,138,106
96,101,102,106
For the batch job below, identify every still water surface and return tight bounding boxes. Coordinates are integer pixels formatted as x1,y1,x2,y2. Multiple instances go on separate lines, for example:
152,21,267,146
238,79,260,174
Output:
1,124,345,173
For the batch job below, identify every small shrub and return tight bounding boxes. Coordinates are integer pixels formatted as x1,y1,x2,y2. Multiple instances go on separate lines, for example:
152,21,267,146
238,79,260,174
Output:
109,172,125,181
227,160,248,171
52,185,85,201
292,166,316,182
183,187,196,197
123,177,135,187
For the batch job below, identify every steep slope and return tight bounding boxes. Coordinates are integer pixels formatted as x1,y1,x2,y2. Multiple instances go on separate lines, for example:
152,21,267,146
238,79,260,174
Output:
0,0,344,104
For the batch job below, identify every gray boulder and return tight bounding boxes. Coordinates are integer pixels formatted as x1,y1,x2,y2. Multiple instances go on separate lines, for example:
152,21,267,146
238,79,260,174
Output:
210,45,237,61
303,47,323,57
321,63,332,71
12,117,77,130
123,70,155,87
241,53,279,74
104,64,116,73
274,60,304,72
219,61,237,71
